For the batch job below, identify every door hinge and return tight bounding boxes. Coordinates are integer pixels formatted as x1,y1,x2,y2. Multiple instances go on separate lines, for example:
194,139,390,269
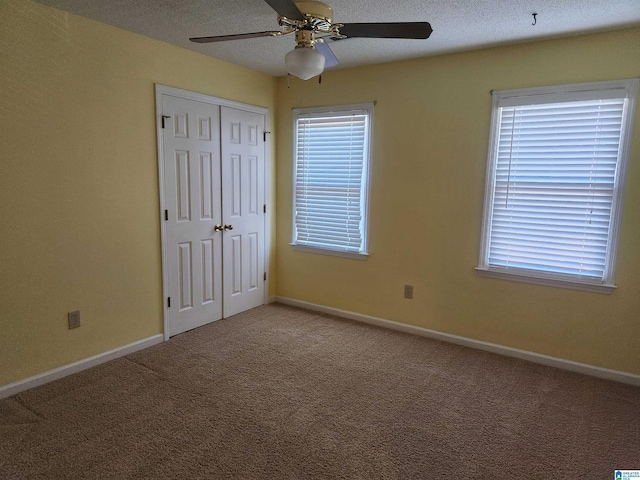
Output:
263,131,271,142
263,204,266,214
164,209,168,221
264,272,267,281
167,297,171,308
161,115,171,128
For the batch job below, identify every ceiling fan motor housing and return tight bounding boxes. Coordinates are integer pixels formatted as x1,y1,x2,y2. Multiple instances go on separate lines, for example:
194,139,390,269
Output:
294,1,333,26
289,1,336,48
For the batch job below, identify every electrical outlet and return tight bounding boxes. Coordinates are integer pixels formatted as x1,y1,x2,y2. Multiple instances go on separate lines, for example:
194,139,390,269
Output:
68,310,81,329
404,285,414,299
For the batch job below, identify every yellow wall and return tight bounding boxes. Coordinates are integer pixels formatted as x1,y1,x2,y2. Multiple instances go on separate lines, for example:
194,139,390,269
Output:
0,0,276,385
276,28,640,375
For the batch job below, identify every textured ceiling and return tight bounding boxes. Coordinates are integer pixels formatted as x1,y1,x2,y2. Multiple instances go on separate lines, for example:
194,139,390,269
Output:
34,0,640,77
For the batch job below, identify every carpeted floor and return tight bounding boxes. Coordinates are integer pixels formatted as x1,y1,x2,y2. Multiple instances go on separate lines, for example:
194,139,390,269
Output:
1,303,638,479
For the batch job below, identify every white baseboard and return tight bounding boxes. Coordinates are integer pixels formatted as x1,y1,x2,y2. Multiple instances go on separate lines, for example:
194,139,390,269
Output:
275,296,640,387
266,295,277,304
0,334,164,399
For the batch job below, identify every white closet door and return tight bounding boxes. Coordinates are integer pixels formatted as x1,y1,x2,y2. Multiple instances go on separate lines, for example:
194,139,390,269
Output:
162,95,223,336
220,106,265,317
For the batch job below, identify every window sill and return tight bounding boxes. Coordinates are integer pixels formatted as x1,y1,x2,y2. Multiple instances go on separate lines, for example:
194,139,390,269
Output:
290,243,369,261
475,267,616,294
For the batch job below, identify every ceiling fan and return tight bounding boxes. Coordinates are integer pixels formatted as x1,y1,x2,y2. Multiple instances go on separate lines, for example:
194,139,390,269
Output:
189,0,433,80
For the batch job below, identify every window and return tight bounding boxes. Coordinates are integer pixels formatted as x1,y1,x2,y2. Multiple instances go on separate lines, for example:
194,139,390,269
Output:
291,103,373,259
478,79,638,293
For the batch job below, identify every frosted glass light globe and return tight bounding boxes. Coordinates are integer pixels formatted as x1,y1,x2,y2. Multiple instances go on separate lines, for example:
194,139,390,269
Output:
285,47,325,80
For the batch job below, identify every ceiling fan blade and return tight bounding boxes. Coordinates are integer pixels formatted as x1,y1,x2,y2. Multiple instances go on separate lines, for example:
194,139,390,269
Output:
190,31,282,43
263,0,305,21
338,22,433,39
315,41,339,68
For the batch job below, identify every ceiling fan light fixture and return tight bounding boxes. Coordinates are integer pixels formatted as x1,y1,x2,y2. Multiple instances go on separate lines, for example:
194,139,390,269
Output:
285,46,325,80
189,1,435,78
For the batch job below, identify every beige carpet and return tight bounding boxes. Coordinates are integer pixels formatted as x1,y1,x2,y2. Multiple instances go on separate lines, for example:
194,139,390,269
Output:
1,303,638,479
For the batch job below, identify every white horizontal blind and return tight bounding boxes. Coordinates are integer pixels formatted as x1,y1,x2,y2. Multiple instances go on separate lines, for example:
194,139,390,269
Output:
293,108,370,253
487,97,626,281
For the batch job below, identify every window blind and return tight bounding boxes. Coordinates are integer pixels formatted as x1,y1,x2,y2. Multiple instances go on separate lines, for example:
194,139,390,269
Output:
486,97,626,281
293,109,370,253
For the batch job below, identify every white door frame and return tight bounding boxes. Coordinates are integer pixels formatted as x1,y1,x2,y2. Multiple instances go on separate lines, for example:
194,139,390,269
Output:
155,84,271,341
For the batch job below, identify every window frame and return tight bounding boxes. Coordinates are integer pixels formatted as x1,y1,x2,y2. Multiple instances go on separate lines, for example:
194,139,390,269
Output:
290,103,374,260
477,79,639,294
